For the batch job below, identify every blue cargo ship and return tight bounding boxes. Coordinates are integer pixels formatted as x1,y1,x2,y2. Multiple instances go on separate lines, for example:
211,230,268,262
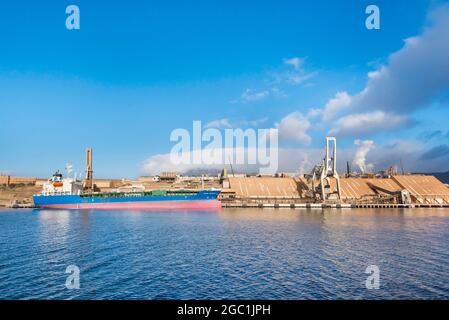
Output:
33,172,221,210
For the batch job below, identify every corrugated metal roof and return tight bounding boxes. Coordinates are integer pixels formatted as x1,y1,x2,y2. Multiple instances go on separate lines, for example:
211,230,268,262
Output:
228,177,302,198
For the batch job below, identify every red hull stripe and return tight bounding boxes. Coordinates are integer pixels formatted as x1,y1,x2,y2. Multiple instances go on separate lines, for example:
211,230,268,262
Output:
38,200,222,210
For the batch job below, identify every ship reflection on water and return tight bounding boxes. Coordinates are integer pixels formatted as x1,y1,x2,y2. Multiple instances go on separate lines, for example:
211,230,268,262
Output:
0,208,448,299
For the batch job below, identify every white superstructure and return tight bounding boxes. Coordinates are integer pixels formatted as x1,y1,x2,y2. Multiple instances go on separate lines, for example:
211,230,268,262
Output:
40,171,84,196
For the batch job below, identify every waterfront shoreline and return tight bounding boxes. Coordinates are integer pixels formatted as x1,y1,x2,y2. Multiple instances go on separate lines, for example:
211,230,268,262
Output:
2,173,449,209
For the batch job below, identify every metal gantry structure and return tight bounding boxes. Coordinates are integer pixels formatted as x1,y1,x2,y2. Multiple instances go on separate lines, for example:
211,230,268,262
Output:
307,137,341,202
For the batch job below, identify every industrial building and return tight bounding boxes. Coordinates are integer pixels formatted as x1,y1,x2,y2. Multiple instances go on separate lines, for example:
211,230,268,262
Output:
2,139,449,208
219,137,449,208
220,175,449,208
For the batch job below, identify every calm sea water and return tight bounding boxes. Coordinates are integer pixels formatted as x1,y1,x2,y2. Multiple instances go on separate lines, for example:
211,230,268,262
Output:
0,208,449,300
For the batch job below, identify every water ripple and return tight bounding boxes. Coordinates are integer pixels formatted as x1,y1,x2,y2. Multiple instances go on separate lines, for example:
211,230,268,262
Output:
1,208,449,299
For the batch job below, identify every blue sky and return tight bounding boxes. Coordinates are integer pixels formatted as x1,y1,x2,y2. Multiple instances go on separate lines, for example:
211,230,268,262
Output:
1,0,449,178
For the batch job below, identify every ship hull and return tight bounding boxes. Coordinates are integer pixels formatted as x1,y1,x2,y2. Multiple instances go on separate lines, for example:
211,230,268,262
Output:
36,200,221,210
33,190,222,211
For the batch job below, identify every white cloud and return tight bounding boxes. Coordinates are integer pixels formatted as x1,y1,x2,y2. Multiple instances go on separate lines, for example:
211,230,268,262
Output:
233,57,316,104
204,117,270,129
241,88,270,101
238,117,269,127
307,108,322,118
142,148,259,175
349,4,449,114
270,87,287,98
322,91,352,121
329,111,409,136
143,142,280,175
270,57,317,87
318,4,449,135
277,112,311,145
283,57,303,70
204,118,232,129
141,137,449,176
141,148,322,176
285,71,317,85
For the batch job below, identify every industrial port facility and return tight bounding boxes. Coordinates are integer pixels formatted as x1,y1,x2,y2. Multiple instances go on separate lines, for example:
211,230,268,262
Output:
1,137,449,209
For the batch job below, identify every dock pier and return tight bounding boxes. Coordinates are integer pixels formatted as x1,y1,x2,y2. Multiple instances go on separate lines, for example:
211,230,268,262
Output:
221,202,449,209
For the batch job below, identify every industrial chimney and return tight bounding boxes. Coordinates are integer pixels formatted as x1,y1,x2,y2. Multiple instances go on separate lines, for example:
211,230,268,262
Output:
84,147,94,192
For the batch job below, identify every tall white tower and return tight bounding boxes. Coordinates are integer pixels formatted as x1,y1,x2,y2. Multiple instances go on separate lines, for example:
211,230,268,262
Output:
320,137,341,201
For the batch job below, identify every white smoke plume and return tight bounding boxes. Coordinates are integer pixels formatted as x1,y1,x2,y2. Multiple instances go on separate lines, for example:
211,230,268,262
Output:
353,140,375,173
297,153,311,176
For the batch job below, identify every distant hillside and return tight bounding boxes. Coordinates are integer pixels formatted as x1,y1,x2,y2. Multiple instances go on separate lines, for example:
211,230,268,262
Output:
423,171,449,184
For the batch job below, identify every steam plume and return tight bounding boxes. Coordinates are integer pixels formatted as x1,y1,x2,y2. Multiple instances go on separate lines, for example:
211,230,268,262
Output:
353,140,374,173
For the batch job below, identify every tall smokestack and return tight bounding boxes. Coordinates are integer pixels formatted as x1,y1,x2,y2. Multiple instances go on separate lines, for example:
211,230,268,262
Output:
346,161,350,175
85,147,93,191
